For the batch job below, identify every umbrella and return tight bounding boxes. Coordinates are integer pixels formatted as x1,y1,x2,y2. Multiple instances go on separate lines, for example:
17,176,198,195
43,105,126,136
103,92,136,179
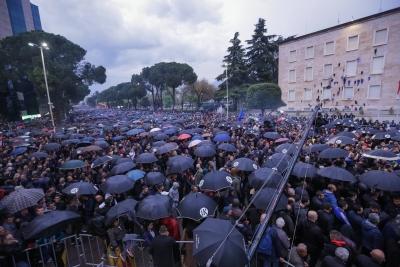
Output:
303,144,330,153
42,143,61,150
274,138,289,143
188,140,202,148
318,148,349,159
62,182,98,195
194,146,216,157
249,168,283,189
372,132,394,140
136,153,158,164
109,162,136,176
251,188,288,211
193,218,247,267
150,127,161,132
261,153,291,173
177,193,218,221
197,140,216,148
100,175,135,194
103,199,138,226
112,136,123,141
154,144,174,155
27,152,50,158
335,132,357,138
202,133,212,138
199,171,233,191
126,129,145,136
359,171,400,191
218,143,236,152
213,134,230,142
82,136,94,141
154,133,169,141
22,211,81,240
167,156,194,173
275,143,296,155
308,131,317,138
60,160,86,170
232,158,258,171
164,129,176,135
10,147,27,155
136,194,173,220
326,136,355,145
116,158,133,165
317,167,356,183
144,172,166,186
263,132,281,139
177,134,191,140
292,162,318,178
191,135,204,141
126,170,146,181
0,188,45,214
110,155,122,164
363,150,399,160
152,141,166,147
365,129,380,135
80,145,103,153
91,156,113,168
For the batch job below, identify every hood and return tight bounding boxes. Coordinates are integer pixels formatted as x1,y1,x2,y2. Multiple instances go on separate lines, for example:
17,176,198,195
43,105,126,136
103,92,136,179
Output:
172,182,179,189
362,219,377,231
323,189,333,196
229,186,235,192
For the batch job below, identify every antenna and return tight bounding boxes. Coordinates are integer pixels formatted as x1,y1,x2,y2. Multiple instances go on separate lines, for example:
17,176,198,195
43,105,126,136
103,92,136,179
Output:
379,0,382,12
338,11,340,25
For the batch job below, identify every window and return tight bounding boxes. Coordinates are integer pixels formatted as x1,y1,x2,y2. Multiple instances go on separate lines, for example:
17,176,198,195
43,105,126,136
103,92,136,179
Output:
323,64,333,79
373,28,388,46
289,69,296,83
304,89,312,100
343,87,354,99
288,90,295,101
347,35,359,51
368,85,381,99
325,41,335,55
289,50,297,62
371,56,384,74
346,60,357,77
322,88,331,100
305,46,314,59
304,67,313,81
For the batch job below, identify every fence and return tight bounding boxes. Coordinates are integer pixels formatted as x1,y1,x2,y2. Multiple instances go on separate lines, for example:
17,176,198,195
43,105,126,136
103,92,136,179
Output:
5,234,192,267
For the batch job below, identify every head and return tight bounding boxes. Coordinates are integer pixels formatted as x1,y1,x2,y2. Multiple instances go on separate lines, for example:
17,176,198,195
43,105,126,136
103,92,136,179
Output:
393,195,400,207
296,243,307,257
316,190,324,200
95,195,103,203
276,217,285,229
191,185,198,193
229,187,235,195
301,196,310,206
232,198,240,208
369,213,380,225
335,247,349,262
159,224,168,235
338,200,348,211
146,221,154,230
36,207,44,216
323,202,332,212
307,211,318,223
353,204,363,214
113,219,119,226
142,185,149,194
370,249,385,264
369,202,381,214
5,214,13,224
329,230,343,241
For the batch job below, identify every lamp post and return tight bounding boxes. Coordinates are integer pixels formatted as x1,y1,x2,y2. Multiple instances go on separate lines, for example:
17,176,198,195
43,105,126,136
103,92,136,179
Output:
28,42,55,133
222,62,230,120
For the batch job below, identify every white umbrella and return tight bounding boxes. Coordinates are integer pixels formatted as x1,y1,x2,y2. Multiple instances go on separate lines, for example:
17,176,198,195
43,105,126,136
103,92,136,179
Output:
150,127,161,132
189,140,202,148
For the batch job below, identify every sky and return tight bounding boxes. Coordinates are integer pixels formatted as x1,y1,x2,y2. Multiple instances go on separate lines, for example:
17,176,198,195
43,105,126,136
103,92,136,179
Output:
32,0,399,94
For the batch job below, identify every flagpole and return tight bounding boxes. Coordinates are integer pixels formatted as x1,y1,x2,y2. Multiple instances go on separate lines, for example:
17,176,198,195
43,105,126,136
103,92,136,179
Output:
397,81,400,122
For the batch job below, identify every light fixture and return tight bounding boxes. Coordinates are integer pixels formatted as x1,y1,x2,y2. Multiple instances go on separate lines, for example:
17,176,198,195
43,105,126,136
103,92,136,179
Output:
28,42,34,46
42,43,48,47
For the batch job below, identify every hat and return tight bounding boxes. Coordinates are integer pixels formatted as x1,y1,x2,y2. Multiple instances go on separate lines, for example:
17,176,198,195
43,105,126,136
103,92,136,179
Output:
105,193,112,199
276,217,285,228
222,206,232,214
229,186,235,192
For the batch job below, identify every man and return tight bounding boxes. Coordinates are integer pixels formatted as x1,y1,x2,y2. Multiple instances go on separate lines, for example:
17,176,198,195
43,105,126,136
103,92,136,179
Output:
384,195,400,219
319,230,353,264
295,181,309,199
235,215,253,244
361,213,384,254
189,185,199,194
317,202,334,237
285,243,308,267
321,247,349,267
138,185,149,201
1,233,27,266
363,202,389,230
310,190,324,211
149,225,176,267
294,196,310,224
2,214,17,237
53,194,66,210
348,204,364,249
231,199,243,220
323,184,338,209
354,249,385,267
333,200,351,230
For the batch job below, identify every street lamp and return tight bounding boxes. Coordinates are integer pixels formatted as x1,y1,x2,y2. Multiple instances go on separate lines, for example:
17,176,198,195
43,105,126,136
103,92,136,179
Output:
222,62,230,120
28,42,55,133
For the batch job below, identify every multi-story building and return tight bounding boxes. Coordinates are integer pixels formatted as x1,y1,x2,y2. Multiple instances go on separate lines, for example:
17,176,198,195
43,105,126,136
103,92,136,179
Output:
278,7,400,114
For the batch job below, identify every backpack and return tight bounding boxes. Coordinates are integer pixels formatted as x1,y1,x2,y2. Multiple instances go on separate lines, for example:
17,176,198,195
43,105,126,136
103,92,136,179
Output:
257,226,273,256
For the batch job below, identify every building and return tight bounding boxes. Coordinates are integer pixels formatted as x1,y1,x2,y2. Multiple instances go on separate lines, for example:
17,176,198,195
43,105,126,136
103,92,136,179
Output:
278,7,400,114
0,0,42,39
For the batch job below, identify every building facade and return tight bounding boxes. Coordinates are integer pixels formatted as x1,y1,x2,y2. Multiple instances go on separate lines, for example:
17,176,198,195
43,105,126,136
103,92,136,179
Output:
0,0,42,39
278,8,400,114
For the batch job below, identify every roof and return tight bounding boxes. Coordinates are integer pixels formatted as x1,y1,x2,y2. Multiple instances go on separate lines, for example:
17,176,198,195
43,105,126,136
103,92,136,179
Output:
279,7,400,45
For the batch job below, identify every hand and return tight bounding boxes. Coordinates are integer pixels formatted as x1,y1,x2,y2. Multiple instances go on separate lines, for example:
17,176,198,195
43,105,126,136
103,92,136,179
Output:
15,218,20,223
52,239,57,243
279,257,285,263
304,263,309,267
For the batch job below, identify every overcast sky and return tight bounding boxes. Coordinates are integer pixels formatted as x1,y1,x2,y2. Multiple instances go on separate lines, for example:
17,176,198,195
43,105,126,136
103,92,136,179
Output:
32,0,399,94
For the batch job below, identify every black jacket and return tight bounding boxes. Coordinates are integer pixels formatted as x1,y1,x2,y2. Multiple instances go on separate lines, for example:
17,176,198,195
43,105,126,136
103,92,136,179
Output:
88,215,107,239
321,256,345,267
384,201,400,219
298,219,325,254
149,235,176,267
317,210,334,236
354,254,381,267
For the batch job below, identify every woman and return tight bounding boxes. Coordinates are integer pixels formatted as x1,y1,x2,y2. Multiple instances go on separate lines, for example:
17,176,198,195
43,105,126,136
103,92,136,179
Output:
182,223,197,267
142,221,158,248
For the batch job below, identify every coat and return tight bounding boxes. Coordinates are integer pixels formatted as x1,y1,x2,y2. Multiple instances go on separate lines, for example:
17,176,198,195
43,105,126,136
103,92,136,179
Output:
149,235,176,267
317,210,334,236
354,254,381,267
142,229,158,247
361,220,384,251
320,256,345,267
108,223,127,248
322,189,338,209
298,219,325,254
285,247,305,267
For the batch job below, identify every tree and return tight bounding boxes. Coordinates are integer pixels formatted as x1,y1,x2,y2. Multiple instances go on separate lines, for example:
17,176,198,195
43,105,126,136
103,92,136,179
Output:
189,78,216,108
86,91,99,107
139,96,150,108
0,30,106,122
246,83,286,115
246,18,279,83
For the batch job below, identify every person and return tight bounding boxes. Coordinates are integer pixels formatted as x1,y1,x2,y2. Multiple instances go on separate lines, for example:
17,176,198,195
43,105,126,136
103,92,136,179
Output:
319,230,353,267
321,247,349,267
333,200,350,230
348,204,364,249
169,182,179,218
235,215,253,244
361,213,384,255
224,187,237,206
149,225,176,267
231,198,243,220
309,190,324,211
273,217,290,259
182,223,197,267
354,249,385,267
323,184,338,209
88,208,108,260
294,196,309,224
298,211,324,267
362,202,389,230
285,243,308,267
384,195,400,219
2,233,28,267
108,218,136,262
317,202,334,237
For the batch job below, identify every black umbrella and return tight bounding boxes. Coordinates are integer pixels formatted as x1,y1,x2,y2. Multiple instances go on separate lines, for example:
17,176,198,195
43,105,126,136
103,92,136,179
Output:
326,136,355,145
261,153,291,173
359,171,400,191
22,211,81,240
109,162,136,176
275,143,296,155
218,143,236,152
94,141,109,149
166,156,194,173
372,132,394,140
116,158,133,165
199,171,233,191
100,175,135,194
177,193,218,221
193,218,247,267
41,143,61,150
154,145,170,155
248,168,283,189
152,141,166,147
103,199,138,226
292,162,318,178
232,158,258,171
0,189,45,214
60,160,86,170
318,148,349,159
110,155,122,164
317,167,356,183
197,140,216,148
27,152,50,158
363,150,399,160
144,172,166,186
154,133,168,141
194,145,216,157
91,156,113,168
335,132,357,138
62,182,98,195
263,132,281,139
10,147,27,155
303,144,330,153
251,188,288,211
136,153,158,164
136,194,173,220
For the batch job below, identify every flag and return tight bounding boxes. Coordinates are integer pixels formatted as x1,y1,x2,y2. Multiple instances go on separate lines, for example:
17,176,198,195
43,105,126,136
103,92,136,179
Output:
237,108,244,122
398,80,400,95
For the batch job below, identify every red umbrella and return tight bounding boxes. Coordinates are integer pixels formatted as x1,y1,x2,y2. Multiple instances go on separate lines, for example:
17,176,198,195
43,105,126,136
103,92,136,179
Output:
274,138,289,143
177,134,191,140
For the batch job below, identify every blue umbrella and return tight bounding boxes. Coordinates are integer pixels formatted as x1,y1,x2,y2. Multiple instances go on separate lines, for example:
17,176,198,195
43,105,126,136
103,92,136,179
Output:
164,129,176,135
82,137,94,141
126,129,145,136
126,170,146,181
4,132,15,135
10,147,27,155
192,135,204,141
213,134,230,142
113,136,123,141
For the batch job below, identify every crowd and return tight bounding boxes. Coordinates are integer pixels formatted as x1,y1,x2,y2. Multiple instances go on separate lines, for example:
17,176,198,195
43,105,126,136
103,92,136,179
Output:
0,108,399,267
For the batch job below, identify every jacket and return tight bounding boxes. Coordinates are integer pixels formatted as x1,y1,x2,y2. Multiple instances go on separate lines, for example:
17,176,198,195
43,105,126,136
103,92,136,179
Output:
294,202,308,223
354,254,381,267
149,235,176,267
159,217,180,241
322,189,338,209
108,223,127,248
142,229,158,247
384,201,400,219
348,211,364,238
310,196,324,211
298,219,325,253
320,256,345,267
317,209,334,236
362,209,389,230
168,182,179,202
285,246,305,267
333,207,351,230
361,220,384,251
88,215,107,239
